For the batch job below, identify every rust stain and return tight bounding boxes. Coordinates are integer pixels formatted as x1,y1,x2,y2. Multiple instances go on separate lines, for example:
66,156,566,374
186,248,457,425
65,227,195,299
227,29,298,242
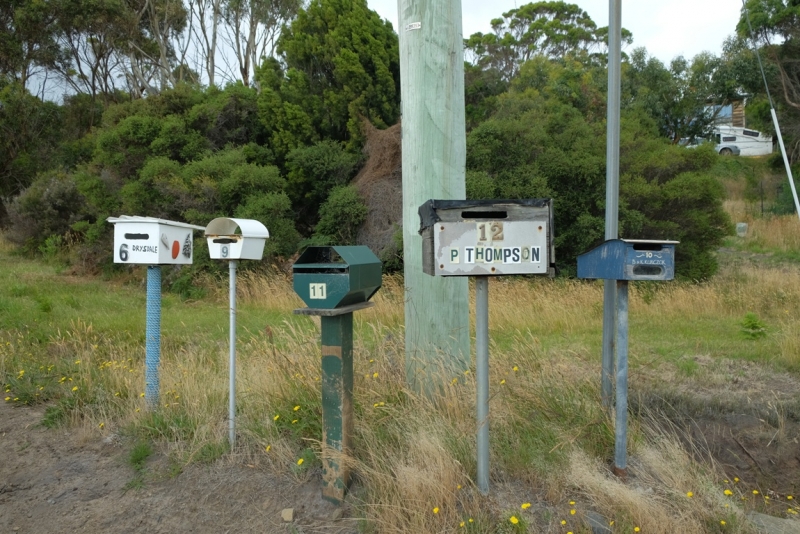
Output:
321,345,342,358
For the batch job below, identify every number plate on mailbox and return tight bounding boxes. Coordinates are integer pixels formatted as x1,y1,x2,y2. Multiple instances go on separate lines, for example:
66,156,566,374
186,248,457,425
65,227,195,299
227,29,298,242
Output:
433,220,549,276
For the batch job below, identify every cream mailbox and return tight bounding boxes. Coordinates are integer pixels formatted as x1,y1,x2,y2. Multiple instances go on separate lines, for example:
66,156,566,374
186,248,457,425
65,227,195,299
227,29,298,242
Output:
108,215,204,265
205,217,269,260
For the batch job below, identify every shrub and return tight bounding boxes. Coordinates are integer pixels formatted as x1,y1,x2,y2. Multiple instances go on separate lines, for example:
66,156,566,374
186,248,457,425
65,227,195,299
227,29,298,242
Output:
5,172,86,248
314,185,368,245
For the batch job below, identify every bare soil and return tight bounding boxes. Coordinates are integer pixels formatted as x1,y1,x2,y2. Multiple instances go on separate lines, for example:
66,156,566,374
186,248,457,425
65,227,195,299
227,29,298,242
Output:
0,400,354,534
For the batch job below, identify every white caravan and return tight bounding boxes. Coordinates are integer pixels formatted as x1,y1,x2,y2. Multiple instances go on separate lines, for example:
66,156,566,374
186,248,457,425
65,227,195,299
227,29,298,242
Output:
713,126,773,157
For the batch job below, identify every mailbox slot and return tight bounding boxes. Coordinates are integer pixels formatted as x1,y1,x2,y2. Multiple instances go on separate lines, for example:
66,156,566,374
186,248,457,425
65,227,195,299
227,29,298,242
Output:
461,210,508,219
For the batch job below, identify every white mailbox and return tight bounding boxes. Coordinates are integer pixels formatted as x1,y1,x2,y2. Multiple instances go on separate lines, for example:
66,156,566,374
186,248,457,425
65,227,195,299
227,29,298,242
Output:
205,217,269,260
108,216,206,265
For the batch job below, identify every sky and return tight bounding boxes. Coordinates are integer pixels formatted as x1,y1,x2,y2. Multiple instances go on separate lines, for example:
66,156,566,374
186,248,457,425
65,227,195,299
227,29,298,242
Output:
366,0,744,65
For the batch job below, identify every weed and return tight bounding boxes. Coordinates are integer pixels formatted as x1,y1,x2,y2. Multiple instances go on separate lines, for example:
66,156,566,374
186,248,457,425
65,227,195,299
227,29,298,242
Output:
129,440,153,471
741,312,767,339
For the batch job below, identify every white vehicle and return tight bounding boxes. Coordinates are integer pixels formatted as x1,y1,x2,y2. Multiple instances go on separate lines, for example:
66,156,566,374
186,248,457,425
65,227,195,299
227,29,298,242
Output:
713,125,773,157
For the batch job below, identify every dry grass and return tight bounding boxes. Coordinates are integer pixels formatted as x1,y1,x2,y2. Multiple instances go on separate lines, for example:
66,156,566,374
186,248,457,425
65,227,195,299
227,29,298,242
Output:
4,209,800,532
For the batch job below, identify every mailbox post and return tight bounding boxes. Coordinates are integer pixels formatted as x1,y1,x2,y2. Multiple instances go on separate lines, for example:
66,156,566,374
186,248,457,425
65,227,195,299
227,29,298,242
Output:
107,216,205,409
292,246,382,503
205,217,269,447
577,239,678,477
419,199,554,494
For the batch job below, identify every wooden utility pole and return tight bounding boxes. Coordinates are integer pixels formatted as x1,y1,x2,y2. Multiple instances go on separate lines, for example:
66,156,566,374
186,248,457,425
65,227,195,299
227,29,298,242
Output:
398,0,470,393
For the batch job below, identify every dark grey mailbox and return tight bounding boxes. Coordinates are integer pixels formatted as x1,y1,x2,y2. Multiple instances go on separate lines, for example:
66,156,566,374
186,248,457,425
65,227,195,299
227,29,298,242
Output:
577,239,678,281
418,199,555,277
292,246,382,309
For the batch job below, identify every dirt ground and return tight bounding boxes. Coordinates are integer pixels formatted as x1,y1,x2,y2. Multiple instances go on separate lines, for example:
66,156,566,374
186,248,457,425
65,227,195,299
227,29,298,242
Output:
0,400,354,534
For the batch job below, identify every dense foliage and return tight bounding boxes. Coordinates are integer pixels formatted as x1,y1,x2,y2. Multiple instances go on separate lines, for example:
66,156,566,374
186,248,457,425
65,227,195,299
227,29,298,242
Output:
3,0,793,281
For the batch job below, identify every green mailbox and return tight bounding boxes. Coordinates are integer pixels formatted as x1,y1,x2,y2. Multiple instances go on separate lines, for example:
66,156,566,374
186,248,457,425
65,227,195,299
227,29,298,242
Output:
292,246,382,309
292,245,382,504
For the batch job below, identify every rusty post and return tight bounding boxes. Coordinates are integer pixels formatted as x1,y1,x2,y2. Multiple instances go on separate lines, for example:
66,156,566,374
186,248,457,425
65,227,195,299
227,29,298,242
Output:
319,313,354,503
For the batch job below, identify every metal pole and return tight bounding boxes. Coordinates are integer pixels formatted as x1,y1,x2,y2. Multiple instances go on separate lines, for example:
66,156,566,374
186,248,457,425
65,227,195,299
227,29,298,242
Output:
229,260,237,447
742,1,800,220
613,280,629,477
770,108,800,220
145,265,161,410
602,0,622,408
475,276,490,495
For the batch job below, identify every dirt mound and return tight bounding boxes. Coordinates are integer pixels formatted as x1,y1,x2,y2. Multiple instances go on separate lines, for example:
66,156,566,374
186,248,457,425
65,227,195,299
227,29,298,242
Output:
353,120,402,259
0,400,354,533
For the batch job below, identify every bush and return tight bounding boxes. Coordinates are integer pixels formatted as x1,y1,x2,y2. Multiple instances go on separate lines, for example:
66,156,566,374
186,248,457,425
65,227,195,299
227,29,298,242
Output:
285,140,361,224
235,192,301,257
5,172,86,248
314,185,368,245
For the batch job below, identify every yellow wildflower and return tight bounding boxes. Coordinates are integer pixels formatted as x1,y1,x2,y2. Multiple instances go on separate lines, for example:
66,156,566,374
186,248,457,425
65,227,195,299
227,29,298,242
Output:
521,502,531,510
509,516,518,524
433,507,439,514
296,458,303,465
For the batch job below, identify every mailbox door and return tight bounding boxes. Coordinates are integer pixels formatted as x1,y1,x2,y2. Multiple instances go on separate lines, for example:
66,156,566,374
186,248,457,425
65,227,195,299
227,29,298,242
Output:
114,223,194,265
623,244,675,281
433,220,549,276
293,270,349,308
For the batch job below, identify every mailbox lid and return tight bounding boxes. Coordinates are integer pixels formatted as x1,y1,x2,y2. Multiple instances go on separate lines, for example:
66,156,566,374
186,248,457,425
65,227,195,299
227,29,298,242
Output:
107,216,205,265
418,198,552,229
205,217,269,239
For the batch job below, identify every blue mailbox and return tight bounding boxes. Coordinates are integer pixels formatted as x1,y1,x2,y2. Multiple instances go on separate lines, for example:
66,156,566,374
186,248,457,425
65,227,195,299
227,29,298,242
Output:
577,239,678,281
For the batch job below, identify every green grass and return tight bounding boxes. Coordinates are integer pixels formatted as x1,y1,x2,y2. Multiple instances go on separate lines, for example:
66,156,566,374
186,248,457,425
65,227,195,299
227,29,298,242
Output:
2,230,799,532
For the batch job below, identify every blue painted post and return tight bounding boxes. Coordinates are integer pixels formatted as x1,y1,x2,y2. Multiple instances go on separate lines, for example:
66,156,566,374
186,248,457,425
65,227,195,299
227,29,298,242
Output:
145,265,162,409
613,280,629,477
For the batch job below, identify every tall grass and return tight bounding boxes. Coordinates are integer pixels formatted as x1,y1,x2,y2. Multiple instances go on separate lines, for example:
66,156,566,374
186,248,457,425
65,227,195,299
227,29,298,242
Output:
2,220,799,532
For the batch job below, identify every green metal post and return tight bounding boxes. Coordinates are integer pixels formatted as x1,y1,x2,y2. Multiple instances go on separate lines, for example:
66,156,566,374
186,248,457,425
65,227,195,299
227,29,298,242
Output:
319,313,354,503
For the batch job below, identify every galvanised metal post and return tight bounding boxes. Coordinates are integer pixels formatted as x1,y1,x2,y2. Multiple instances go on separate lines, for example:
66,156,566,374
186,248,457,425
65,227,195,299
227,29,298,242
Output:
145,265,161,409
228,260,237,447
320,313,354,503
613,280,629,477
475,276,490,494
602,0,623,409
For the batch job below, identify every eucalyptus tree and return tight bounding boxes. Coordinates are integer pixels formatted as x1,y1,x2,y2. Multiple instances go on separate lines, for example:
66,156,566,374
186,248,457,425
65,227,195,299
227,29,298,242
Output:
220,0,302,88
464,1,613,81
